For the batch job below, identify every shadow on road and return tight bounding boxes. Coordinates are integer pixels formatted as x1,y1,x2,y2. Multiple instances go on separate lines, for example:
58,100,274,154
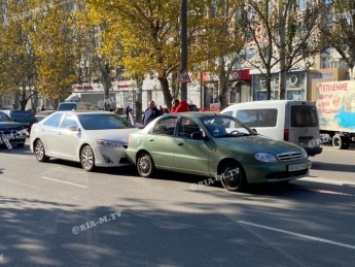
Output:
0,144,33,156
311,161,355,173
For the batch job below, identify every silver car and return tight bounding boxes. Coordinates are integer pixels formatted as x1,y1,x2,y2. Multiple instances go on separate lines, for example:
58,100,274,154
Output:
30,111,137,171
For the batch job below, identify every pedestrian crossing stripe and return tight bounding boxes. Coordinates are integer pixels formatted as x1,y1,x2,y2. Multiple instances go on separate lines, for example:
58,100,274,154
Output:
179,69,191,83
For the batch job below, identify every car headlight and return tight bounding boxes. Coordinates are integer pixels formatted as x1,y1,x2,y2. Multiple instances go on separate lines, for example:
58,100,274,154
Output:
254,152,277,162
301,148,308,159
96,139,123,148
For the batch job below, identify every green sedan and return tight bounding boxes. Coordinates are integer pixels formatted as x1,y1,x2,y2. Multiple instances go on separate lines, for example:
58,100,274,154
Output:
126,113,311,191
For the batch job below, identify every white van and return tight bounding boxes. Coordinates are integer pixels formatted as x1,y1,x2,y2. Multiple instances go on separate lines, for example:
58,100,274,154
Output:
221,100,322,156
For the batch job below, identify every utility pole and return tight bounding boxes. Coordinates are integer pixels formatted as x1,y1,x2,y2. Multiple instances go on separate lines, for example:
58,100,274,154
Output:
180,0,188,101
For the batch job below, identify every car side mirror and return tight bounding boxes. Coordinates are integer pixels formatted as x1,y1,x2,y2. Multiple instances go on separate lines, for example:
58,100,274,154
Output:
191,132,206,140
68,125,80,132
251,128,258,133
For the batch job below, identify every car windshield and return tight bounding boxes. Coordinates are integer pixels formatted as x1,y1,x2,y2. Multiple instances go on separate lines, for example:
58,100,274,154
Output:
8,111,36,122
201,115,257,138
0,112,12,122
78,113,135,130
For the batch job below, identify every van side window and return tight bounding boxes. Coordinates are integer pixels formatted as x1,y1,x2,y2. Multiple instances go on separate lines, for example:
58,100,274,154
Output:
291,106,318,127
236,109,277,127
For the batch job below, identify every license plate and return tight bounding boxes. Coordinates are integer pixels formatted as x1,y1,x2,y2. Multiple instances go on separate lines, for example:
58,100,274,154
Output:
288,163,308,172
2,137,13,150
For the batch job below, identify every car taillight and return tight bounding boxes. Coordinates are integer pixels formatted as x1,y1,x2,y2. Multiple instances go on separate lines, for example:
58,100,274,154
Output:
284,129,289,141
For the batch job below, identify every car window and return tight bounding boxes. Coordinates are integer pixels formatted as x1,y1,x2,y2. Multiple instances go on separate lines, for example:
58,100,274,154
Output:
0,112,12,122
291,105,318,127
58,103,76,111
177,117,202,138
61,114,78,129
44,113,63,127
236,109,277,127
78,113,134,130
222,110,233,117
151,117,176,136
8,111,37,123
202,115,253,138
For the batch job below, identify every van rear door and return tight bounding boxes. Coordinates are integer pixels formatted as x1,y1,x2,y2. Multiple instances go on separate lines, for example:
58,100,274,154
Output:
287,102,322,156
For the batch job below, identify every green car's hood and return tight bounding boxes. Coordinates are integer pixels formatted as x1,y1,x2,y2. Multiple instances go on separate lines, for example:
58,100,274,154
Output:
215,135,303,154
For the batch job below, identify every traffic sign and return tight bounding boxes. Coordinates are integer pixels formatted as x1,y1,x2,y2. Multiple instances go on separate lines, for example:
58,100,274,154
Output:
179,69,191,83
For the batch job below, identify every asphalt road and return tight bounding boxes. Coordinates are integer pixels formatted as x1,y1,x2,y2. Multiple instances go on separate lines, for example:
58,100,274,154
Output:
0,141,355,267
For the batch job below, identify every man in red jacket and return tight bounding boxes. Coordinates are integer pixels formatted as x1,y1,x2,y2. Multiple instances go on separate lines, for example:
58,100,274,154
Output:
171,99,190,113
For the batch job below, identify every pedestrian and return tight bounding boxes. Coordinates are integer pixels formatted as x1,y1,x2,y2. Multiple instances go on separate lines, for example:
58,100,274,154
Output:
142,100,161,127
160,105,169,114
41,105,46,111
125,104,132,120
171,99,189,113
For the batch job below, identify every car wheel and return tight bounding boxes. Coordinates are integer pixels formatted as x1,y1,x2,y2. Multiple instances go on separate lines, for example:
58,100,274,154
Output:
80,145,95,171
219,161,247,191
332,134,349,149
35,139,49,162
137,152,155,178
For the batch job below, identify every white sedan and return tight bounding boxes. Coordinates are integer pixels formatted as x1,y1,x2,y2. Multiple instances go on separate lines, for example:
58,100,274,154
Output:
30,111,138,171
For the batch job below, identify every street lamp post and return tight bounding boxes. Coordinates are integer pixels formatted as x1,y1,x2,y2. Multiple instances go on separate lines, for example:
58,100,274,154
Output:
180,0,188,101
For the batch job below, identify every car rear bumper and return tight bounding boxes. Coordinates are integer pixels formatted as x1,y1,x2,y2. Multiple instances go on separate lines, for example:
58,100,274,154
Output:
93,146,132,167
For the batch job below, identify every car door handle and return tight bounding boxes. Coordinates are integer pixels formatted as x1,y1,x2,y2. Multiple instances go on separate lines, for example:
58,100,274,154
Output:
178,142,184,146
58,132,62,135
149,138,154,142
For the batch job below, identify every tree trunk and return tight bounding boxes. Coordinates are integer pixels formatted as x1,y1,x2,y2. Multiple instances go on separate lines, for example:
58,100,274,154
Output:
102,63,112,111
218,75,229,110
158,76,173,110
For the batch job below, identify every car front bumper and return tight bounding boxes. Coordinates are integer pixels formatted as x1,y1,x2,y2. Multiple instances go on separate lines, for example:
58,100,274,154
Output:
243,160,312,184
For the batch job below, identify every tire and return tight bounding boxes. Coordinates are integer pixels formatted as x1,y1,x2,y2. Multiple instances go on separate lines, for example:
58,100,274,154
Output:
332,134,349,149
80,145,95,171
137,152,155,178
35,139,49,162
219,161,247,192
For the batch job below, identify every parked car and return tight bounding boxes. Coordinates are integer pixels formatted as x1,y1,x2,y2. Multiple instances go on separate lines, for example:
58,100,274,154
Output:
30,111,138,171
126,113,311,191
57,102,100,111
0,111,27,149
1,109,38,134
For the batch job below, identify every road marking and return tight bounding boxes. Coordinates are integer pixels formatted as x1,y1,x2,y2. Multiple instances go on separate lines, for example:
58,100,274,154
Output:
41,176,88,188
238,220,355,250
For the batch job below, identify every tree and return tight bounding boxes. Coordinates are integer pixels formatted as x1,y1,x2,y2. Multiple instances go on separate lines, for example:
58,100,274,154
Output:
319,0,355,78
0,0,39,110
196,0,245,110
86,0,210,110
240,0,324,99
31,0,79,103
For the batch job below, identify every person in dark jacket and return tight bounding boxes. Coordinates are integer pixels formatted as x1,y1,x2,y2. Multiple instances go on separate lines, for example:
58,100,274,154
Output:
142,100,161,127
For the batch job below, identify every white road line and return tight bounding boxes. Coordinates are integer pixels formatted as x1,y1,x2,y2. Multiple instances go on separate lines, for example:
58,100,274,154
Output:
238,220,355,250
41,176,88,188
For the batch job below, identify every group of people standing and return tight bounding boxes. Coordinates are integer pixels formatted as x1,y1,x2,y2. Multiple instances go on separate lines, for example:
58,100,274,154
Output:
142,99,190,127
